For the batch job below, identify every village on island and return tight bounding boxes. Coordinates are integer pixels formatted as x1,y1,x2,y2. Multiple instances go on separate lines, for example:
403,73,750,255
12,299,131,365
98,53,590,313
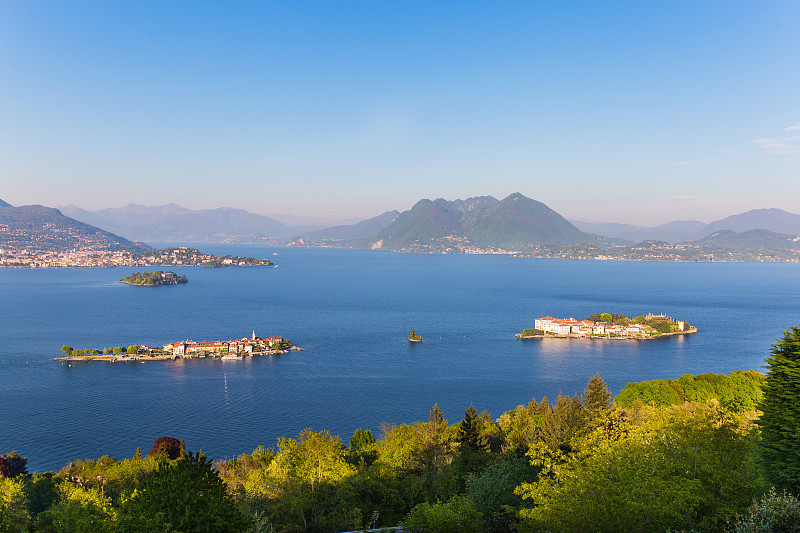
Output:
518,313,696,340
55,331,300,363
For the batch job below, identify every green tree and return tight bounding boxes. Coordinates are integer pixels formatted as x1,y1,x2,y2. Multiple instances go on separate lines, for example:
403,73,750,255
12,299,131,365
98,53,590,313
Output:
273,429,355,530
418,404,450,471
457,403,485,451
38,482,116,533
126,345,137,354
117,451,247,533
0,476,30,532
402,495,482,533
348,428,378,467
61,345,73,356
757,326,800,494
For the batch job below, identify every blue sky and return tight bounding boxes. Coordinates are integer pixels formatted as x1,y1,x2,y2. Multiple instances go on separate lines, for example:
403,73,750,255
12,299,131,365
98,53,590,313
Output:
1,1,798,225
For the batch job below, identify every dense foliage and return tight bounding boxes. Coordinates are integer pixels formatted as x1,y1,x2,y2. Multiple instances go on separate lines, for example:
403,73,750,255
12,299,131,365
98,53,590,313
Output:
0,366,783,532
616,370,764,411
586,312,693,332
757,326,800,494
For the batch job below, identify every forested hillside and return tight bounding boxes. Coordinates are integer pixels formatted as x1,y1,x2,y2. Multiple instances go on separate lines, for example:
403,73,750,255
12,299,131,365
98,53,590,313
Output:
3,356,800,532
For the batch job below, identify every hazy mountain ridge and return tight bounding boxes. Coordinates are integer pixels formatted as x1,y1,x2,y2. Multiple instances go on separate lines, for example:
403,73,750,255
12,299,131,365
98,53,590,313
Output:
693,229,800,251
297,211,400,242
0,201,151,253
59,203,295,242
573,208,800,243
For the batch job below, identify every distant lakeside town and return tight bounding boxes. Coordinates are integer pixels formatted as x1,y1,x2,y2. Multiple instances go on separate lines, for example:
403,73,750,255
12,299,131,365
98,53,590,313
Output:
54,331,300,363
0,246,273,268
518,313,696,340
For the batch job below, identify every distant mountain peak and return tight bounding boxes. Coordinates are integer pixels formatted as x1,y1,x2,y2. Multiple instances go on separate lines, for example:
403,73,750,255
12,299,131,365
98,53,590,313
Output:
0,199,12,208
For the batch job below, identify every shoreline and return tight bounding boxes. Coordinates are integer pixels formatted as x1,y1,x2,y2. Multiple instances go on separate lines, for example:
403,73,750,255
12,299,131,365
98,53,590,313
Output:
516,329,697,341
54,346,303,363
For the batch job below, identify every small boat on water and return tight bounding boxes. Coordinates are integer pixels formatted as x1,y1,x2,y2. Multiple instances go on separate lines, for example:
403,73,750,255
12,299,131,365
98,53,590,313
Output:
221,354,241,360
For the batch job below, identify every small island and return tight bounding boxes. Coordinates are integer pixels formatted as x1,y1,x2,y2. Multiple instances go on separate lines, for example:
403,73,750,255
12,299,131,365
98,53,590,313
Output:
408,328,423,343
119,270,187,286
55,331,301,363
517,313,696,340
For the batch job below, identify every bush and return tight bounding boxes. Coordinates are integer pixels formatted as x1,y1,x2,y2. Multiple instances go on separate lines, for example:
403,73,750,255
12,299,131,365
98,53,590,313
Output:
728,488,800,532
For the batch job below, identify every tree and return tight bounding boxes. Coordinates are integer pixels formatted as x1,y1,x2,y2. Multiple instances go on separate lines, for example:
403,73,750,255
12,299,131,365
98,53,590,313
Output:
0,451,27,479
348,428,378,467
117,451,247,533
457,404,487,451
38,482,115,532
0,476,30,532
583,374,612,415
126,345,138,354
61,345,73,356
147,436,182,460
273,429,355,529
419,404,450,469
757,326,800,494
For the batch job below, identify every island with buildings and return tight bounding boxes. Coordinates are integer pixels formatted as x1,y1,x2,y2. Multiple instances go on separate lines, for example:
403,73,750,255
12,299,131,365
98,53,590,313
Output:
518,313,696,340
55,331,299,362
119,270,187,286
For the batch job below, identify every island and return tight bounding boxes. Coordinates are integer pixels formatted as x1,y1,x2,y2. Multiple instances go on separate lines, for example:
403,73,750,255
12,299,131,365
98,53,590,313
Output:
517,313,696,340
119,270,187,286
408,328,423,343
54,331,302,363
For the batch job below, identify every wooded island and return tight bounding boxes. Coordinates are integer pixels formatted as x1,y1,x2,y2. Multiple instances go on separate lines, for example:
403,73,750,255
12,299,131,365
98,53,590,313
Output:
119,271,187,286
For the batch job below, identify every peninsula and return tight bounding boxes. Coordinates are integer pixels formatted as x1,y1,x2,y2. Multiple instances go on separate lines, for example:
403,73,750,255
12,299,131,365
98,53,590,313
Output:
518,313,696,340
55,331,300,363
119,270,187,286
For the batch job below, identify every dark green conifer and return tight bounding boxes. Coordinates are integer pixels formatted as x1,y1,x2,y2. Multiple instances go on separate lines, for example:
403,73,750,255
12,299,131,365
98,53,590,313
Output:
457,403,487,451
758,326,800,493
583,373,613,419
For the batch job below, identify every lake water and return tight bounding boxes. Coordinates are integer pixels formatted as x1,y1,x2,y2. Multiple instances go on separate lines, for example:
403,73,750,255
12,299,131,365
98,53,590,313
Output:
2,247,799,472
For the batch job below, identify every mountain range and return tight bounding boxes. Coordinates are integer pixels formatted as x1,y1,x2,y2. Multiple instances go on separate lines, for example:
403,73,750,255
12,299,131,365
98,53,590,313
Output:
572,208,800,243
4,194,800,260
57,204,302,243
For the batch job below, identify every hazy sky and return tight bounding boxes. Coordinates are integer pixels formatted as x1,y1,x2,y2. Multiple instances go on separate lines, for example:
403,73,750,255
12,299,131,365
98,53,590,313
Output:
1,1,798,225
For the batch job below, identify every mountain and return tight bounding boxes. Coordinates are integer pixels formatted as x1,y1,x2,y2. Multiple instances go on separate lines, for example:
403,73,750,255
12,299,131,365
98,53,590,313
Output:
297,211,400,242
692,229,800,251
702,209,800,237
59,204,295,242
463,193,588,248
433,195,498,213
368,199,466,250
0,203,150,253
572,220,708,243
0,198,12,208
366,193,591,252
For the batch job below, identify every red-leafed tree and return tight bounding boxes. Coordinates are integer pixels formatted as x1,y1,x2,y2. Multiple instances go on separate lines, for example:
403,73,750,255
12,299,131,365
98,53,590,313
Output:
148,437,183,460
0,450,28,478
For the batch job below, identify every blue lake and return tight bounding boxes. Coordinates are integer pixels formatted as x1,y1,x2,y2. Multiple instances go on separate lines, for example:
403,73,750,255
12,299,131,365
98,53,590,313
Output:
2,247,799,472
